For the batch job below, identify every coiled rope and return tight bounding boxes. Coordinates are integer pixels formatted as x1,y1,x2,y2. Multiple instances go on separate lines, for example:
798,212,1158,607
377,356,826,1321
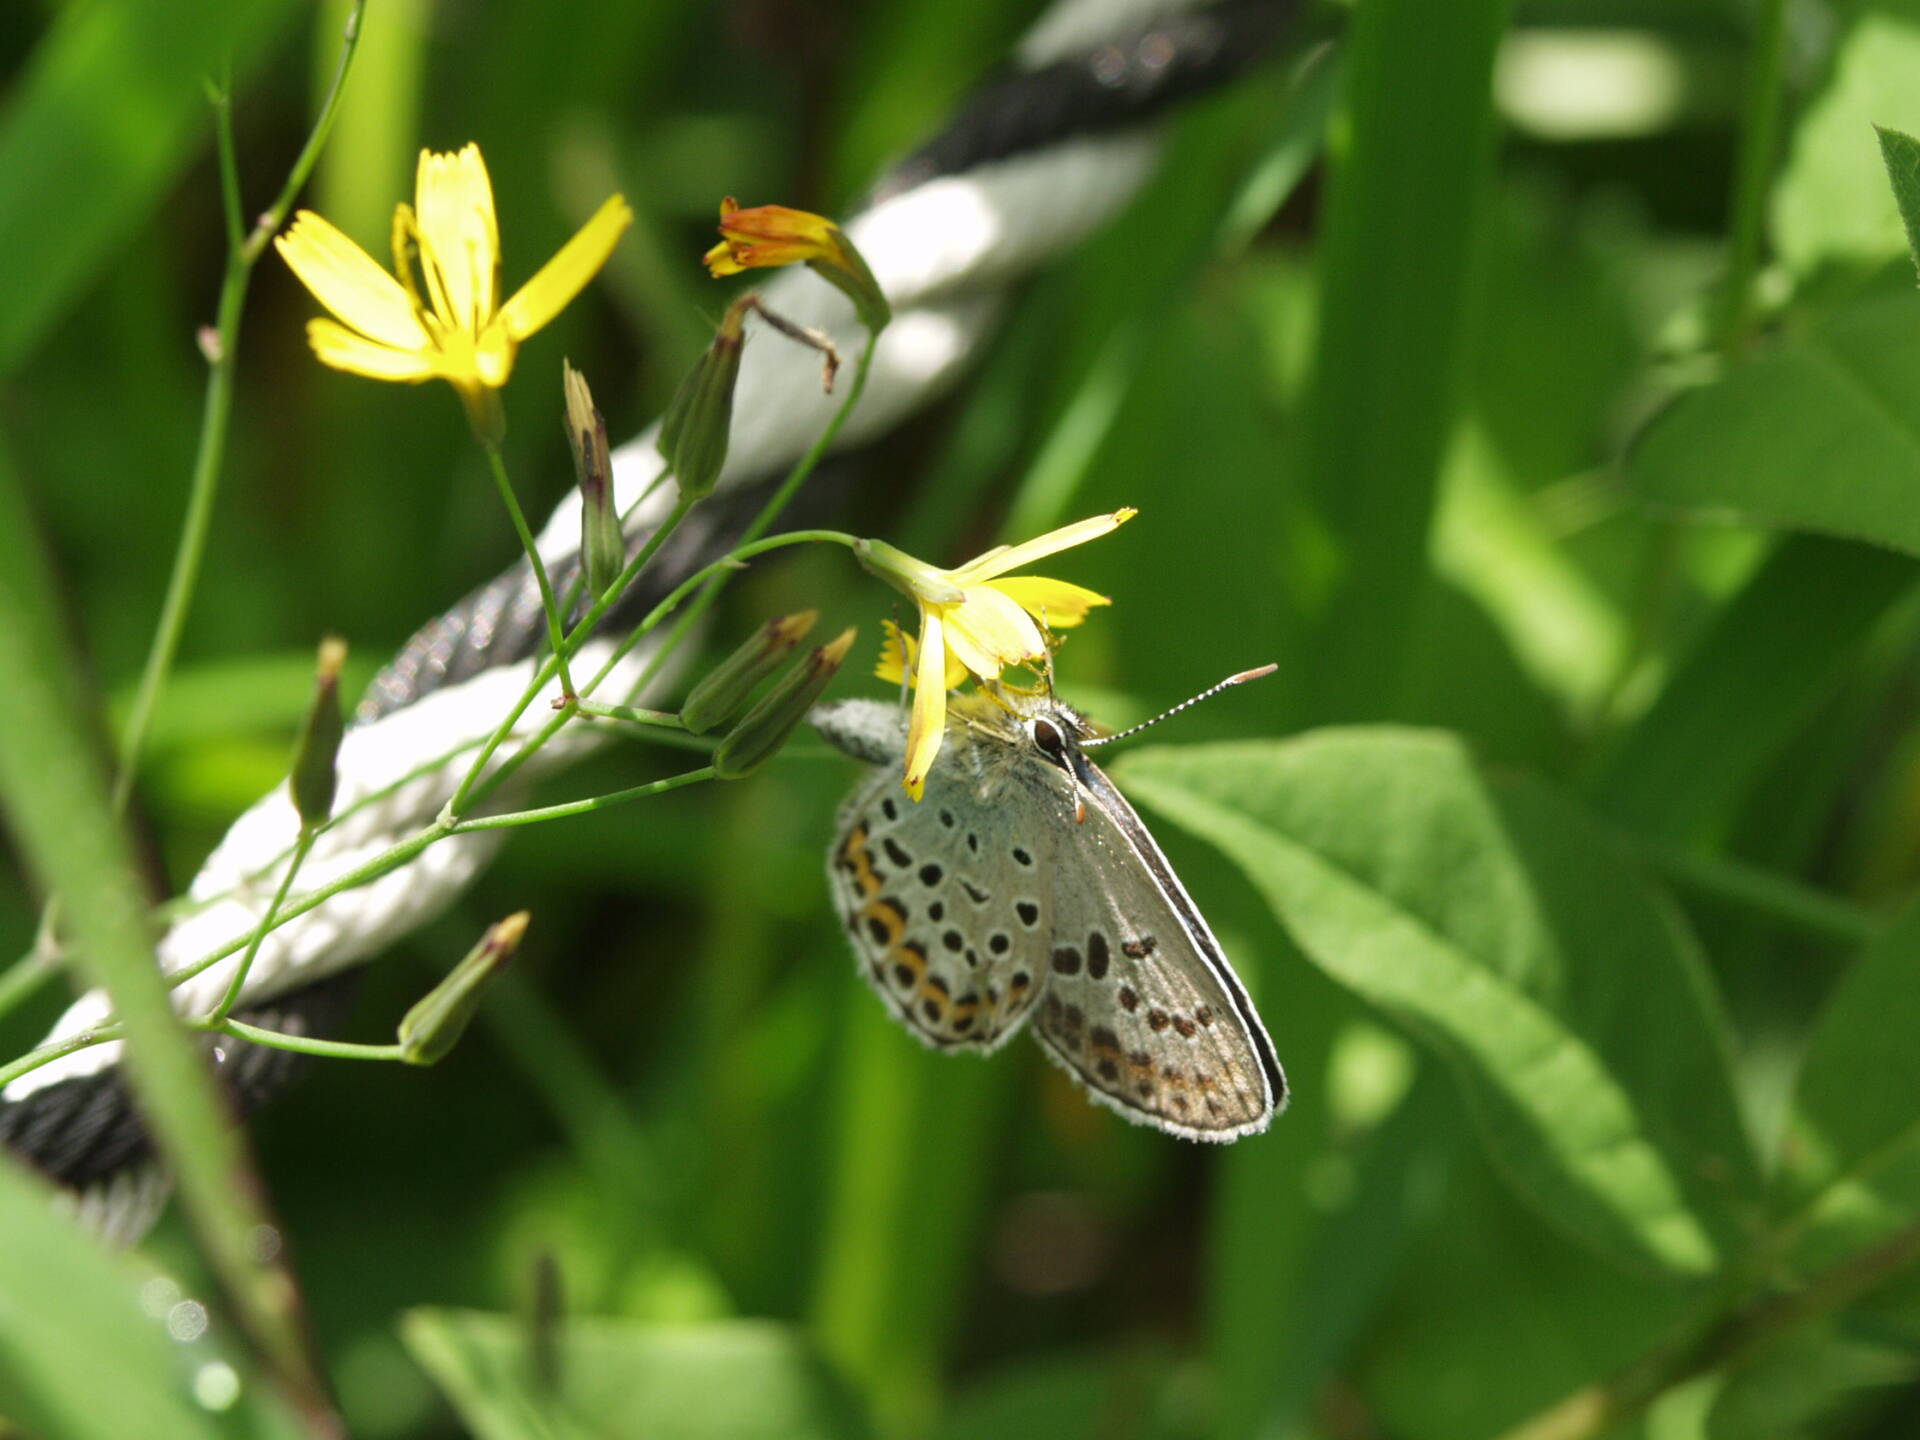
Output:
0,0,1297,1241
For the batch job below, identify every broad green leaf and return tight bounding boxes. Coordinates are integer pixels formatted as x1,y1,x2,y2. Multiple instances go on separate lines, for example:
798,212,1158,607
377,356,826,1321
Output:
0,1156,218,1439
1778,900,1920,1264
1631,293,1920,556
0,0,298,375
1773,4,1920,274
1116,730,1760,1277
399,1310,870,1440
1877,124,1920,280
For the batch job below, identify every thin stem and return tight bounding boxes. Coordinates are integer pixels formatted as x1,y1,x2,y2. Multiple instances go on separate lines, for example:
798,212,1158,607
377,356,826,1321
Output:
484,442,577,700
212,828,317,1020
1716,0,1791,357
199,1016,405,1064
599,329,882,733
444,493,701,819
239,0,367,263
1496,1217,1920,1440
573,702,688,729
455,766,715,830
462,529,855,814
0,1022,127,1093
111,0,367,818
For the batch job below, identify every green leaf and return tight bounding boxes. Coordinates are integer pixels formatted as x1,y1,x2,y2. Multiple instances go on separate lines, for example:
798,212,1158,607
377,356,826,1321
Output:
1115,730,1760,1278
1630,293,1920,555
1877,124,1920,280
1778,900,1920,1262
1773,4,1920,275
1705,1323,1918,1440
0,1156,219,1439
399,1310,870,1440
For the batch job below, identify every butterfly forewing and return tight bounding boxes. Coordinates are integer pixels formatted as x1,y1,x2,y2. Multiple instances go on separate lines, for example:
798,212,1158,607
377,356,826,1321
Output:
827,753,1051,1051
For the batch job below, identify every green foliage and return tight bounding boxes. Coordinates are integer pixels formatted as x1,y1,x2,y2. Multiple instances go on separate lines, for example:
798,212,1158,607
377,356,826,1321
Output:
399,1311,869,1440
1117,733,1757,1278
7,2,1920,1439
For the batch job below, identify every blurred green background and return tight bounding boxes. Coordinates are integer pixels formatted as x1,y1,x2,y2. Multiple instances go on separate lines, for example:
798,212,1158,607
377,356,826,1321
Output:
9,0,1920,1436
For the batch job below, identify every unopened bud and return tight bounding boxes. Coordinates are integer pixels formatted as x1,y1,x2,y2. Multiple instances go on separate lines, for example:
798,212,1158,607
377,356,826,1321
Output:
658,297,748,502
714,628,855,779
681,610,819,734
398,912,529,1066
702,200,891,333
289,636,347,827
564,361,623,597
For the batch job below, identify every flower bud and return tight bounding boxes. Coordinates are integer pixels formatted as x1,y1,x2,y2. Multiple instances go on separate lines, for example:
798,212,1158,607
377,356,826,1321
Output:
398,912,529,1066
658,296,748,502
714,628,855,779
564,361,623,597
289,636,347,828
703,199,890,333
680,610,819,734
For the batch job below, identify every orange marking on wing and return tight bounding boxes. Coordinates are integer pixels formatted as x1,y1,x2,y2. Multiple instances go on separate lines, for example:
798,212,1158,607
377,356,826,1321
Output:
840,824,884,898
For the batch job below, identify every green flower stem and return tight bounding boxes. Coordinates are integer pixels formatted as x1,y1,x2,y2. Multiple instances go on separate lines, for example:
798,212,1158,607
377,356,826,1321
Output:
624,330,881,701
469,328,883,805
444,491,701,819
198,1016,406,1063
0,1021,127,1094
0,0,371,1037
462,529,857,814
572,701,687,728
113,0,366,820
483,440,578,701
211,827,317,1021
456,766,715,830
0,764,719,1092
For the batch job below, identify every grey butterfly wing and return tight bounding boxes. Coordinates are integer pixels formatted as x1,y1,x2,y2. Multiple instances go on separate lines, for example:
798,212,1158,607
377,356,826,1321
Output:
1029,757,1285,1141
823,716,1049,1053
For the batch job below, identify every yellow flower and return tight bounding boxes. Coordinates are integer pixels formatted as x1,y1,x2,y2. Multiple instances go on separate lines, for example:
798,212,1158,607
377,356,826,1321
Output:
276,143,632,438
702,197,890,331
856,509,1135,799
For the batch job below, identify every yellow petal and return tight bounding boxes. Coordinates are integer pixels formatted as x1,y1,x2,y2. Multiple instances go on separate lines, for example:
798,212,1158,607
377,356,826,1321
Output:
953,508,1137,582
985,576,1110,629
943,586,1046,678
472,323,517,387
305,318,436,381
275,211,430,350
902,611,949,800
498,194,633,340
414,144,500,333
878,618,968,688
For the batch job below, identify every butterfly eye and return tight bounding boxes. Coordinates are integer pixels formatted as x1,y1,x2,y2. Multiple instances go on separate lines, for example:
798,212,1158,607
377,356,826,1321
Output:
1031,717,1069,765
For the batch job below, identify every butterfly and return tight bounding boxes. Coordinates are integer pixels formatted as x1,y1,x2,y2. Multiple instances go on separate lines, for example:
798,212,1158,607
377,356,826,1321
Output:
811,684,1285,1141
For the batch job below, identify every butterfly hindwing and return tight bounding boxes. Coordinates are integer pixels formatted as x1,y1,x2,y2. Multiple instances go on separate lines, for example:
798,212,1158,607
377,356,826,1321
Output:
827,758,1047,1051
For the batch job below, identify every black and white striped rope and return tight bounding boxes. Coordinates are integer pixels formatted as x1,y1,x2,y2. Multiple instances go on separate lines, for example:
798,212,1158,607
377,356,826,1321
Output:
0,0,1300,1240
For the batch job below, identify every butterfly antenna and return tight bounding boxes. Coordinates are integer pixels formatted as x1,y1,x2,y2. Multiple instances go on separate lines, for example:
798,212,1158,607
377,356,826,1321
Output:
1079,664,1278,750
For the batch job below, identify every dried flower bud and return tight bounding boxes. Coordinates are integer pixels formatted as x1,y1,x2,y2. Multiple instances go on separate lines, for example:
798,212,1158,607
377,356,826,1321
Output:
703,199,891,333
398,912,529,1066
681,610,819,734
714,628,855,779
564,361,623,597
289,636,347,827
658,296,748,501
